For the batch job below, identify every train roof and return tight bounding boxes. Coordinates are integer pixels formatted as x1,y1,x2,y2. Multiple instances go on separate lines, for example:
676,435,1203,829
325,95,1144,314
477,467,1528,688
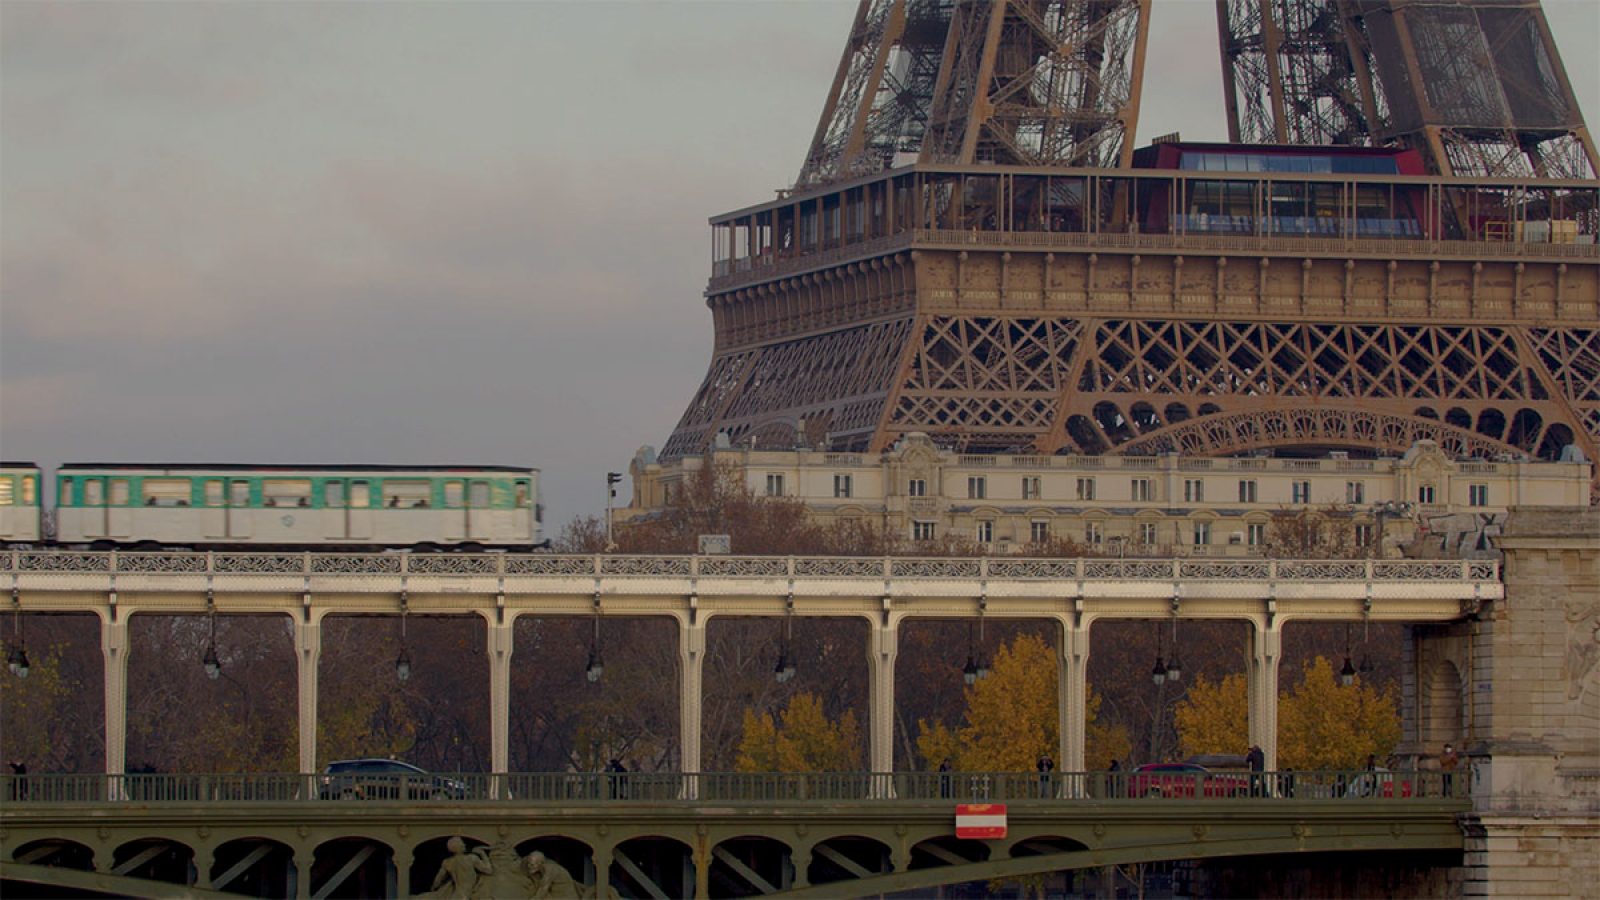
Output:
1,462,40,469
58,463,538,474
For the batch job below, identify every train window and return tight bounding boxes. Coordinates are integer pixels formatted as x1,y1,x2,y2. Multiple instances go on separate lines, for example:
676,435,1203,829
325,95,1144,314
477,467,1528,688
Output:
22,475,35,505
263,479,312,508
515,481,531,507
443,481,464,508
110,479,130,506
0,477,11,505
382,480,432,509
350,481,370,508
204,480,224,507
230,480,251,506
59,478,74,506
324,481,345,508
469,481,490,508
142,478,191,507
85,480,104,506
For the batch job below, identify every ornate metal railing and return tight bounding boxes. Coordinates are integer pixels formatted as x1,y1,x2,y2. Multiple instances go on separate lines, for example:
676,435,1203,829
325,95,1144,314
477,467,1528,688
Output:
0,770,1467,806
0,550,1500,582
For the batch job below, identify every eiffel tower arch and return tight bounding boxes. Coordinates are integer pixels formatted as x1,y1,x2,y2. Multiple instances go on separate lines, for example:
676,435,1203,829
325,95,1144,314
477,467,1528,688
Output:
664,1,1600,496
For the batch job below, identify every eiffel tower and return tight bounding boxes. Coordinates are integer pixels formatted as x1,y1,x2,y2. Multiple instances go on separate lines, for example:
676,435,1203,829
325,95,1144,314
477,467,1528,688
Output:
663,0,1599,495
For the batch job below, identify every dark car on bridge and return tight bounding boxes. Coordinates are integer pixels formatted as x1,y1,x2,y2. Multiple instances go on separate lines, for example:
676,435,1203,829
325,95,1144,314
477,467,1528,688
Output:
318,759,466,801
1127,763,1250,798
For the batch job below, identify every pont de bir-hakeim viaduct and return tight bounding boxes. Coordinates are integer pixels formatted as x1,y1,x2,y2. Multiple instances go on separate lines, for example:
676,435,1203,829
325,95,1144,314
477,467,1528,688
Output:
5,1,1600,898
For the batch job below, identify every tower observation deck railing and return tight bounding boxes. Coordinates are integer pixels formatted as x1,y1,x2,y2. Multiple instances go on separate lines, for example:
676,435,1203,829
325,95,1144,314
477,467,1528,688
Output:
706,163,1598,292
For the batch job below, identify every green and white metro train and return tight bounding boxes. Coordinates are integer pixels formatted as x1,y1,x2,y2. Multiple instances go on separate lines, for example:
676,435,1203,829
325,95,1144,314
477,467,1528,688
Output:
0,463,543,551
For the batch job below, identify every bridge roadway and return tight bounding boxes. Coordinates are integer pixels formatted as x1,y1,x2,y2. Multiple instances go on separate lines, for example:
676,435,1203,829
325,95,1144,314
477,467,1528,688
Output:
5,550,1497,778
0,770,1468,899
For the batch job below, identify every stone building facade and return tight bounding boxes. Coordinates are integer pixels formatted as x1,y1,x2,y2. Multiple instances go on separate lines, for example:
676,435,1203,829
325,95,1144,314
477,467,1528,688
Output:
628,435,1591,556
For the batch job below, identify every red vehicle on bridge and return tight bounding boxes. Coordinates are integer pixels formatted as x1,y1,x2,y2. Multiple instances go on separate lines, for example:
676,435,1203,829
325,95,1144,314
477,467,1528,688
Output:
1126,763,1251,798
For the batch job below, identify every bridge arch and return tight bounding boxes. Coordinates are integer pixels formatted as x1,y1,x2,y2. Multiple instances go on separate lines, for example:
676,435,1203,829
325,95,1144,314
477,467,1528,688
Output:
708,835,794,897
209,836,295,898
610,835,693,900
805,834,892,889
311,836,396,899
10,838,94,872
112,836,196,887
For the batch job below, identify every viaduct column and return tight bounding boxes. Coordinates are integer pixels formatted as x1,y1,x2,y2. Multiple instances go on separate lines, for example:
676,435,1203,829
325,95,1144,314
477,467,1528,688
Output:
1247,618,1282,770
1058,618,1091,778
293,618,321,776
101,613,129,777
679,617,706,781
486,616,514,780
867,612,899,776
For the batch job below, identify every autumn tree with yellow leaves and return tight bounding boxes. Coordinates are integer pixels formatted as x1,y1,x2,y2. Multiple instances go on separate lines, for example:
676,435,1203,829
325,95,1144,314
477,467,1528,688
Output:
1173,657,1400,768
914,634,1130,771
735,692,863,771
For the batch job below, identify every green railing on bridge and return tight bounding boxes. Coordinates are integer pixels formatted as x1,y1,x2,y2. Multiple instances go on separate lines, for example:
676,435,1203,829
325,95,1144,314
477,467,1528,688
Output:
1,769,1465,805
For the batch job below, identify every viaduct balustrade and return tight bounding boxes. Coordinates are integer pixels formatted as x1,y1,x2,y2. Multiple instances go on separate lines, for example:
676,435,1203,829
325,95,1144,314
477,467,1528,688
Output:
3,550,1498,781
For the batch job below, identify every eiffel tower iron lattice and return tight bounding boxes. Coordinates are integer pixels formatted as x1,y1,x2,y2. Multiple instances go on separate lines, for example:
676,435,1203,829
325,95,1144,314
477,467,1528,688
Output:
664,1,1600,499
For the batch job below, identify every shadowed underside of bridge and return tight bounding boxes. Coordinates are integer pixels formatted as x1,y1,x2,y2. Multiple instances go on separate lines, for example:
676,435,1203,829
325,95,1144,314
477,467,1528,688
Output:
2,799,1467,899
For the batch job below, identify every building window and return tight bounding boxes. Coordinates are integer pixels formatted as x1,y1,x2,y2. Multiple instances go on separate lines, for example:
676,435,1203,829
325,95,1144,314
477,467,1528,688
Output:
833,474,852,498
1022,476,1041,500
1076,477,1096,501
1355,523,1376,547
908,478,927,497
1247,522,1266,546
1030,519,1051,543
1193,521,1212,546
975,520,994,543
1131,478,1152,501
1084,521,1104,545
912,521,936,541
1346,481,1365,504
1138,522,1158,545
765,473,785,497
1238,479,1257,503
968,476,986,500
1184,479,1204,503
1292,480,1312,504
1418,483,1436,504
1468,483,1488,507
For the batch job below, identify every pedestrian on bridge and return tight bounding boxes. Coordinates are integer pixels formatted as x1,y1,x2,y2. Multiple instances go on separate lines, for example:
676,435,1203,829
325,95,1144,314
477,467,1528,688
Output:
1246,745,1265,797
1036,753,1054,798
1440,744,1460,797
7,761,25,801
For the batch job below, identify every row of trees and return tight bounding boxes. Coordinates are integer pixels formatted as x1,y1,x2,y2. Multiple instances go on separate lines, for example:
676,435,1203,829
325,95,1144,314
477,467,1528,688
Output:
735,634,1400,773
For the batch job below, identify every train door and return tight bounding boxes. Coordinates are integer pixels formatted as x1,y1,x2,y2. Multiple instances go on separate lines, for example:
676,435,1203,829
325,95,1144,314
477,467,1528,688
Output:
442,480,467,541
322,480,349,542
79,477,108,538
105,478,133,539
226,479,253,539
346,480,372,539
466,479,493,540
202,480,227,539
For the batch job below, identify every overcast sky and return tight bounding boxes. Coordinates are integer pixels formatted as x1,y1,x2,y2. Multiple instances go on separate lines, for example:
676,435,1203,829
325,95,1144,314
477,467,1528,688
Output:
3,0,1597,527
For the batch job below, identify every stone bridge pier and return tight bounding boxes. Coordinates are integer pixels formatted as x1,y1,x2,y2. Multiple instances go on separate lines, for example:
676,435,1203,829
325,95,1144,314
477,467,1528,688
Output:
1408,508,1600,897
